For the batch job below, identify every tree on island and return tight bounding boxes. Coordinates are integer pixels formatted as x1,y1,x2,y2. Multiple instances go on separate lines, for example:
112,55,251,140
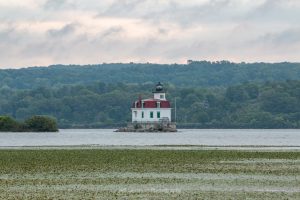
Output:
0,115,58,132
0,116,19,131
24,116,58,132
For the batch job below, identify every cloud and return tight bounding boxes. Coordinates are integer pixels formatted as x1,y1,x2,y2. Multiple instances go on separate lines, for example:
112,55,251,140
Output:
100,26,124,38
100,0,147,17
0,27,15,42
43,0,75,10
1,0,300,68
245,0,300,24
47,23,78,37
141,0,235,25
256,28,300,46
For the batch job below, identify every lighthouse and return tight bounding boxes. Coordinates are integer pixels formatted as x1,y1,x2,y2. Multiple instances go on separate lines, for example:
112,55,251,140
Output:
116,82,176,132
131,82,172,123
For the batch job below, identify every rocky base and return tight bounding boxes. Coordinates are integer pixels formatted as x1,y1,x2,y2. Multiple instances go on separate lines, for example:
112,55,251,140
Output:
115,122,177,132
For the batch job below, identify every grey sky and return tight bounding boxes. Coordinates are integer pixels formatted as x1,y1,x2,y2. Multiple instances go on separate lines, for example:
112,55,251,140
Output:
0,0,300,68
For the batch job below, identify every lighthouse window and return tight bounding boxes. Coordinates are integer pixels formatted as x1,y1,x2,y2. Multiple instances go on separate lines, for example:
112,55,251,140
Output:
160,94,164,99
142,111,144,118
157,111,161,118
150,111,154,118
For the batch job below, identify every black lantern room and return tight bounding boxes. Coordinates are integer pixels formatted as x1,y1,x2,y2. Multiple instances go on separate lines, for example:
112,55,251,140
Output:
153,82,165,93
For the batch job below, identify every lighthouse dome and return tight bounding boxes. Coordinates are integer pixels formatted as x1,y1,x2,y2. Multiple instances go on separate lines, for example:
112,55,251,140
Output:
154,82,165,93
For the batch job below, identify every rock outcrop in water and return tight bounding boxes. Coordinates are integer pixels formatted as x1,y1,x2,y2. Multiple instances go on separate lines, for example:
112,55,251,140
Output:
116,122,177,132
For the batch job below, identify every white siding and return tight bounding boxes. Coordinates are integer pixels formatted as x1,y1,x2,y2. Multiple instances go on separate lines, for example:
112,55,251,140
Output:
132,108,171,122
153,93,166,100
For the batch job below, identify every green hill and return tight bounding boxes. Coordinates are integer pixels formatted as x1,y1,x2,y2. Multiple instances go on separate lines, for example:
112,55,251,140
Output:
1,80,299,128
1,61,300,89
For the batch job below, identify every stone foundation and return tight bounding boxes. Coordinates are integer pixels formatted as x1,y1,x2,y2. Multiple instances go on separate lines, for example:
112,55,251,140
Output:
116,122,177,132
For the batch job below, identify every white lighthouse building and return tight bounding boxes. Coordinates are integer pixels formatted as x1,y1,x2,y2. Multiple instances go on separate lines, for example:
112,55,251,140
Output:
131,82,172,123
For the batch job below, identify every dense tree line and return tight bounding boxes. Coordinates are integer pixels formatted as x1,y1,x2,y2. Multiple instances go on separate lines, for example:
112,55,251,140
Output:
0,81,299,128
0,115,58,132
1,61,300,89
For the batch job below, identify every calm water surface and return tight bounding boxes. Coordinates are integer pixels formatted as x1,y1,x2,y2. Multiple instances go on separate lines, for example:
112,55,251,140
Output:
0,129,300,147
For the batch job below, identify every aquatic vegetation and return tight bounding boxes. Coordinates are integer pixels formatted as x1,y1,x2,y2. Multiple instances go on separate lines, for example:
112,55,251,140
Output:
0,149,299,199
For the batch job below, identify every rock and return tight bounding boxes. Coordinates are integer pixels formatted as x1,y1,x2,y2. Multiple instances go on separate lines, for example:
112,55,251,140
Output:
115,122,177,132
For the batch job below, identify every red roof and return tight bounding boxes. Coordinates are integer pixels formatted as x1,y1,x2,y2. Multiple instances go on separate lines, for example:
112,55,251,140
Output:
132,99,171,108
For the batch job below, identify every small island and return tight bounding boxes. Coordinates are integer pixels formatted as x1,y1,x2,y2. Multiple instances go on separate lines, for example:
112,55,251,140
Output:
0,115,58,132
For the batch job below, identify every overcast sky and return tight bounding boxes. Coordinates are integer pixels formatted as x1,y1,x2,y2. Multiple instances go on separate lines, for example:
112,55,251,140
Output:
0,0,300,68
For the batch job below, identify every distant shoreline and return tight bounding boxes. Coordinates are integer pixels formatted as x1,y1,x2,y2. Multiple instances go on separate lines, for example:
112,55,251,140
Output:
1,145,300,151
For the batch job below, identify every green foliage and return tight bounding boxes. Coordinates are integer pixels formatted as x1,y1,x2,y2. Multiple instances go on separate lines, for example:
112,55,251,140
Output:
24,116,58,132
0,116,19,131
226,86,249,102
0,80,300,129
1,62,300,89
225,84,259,102
261,91,299,114
0,115,58,132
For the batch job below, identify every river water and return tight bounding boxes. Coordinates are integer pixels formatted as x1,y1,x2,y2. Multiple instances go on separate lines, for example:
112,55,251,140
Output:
0,129,300,147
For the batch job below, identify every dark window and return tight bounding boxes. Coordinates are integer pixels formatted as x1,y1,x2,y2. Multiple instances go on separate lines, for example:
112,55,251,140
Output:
157,111,160,118
142,111,144,118
150,111,153,118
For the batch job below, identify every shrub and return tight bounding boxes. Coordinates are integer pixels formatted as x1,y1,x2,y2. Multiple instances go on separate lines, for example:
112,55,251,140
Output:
0,116,19,131
24,116,58,132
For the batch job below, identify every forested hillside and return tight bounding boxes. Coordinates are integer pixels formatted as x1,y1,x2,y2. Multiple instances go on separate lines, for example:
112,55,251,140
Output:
1,61,300,89
1,80,299,128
